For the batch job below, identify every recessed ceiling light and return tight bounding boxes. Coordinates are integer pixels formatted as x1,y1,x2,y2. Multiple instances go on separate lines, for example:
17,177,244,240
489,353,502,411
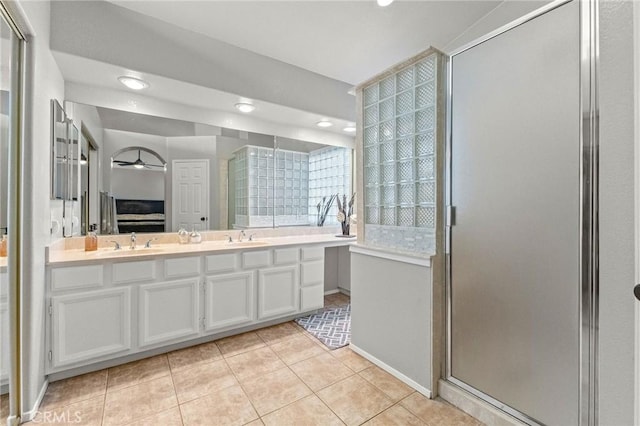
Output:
235,102,256,113
118,76,149,90
316,120,333,128
343,125,356,133
377,0,394,6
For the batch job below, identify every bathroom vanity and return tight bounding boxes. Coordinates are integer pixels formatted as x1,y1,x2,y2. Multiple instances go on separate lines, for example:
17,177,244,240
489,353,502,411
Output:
44,235,352,377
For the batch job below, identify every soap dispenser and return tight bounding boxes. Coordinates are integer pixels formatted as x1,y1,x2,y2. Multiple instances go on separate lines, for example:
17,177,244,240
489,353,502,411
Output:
85,224,98,252
0,232,6,257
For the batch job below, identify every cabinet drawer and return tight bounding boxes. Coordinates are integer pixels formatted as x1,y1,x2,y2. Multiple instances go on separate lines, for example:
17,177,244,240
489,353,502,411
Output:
112,260,156,284
273,248,299,265
51,265,103,292
0,271,7,301
242,250,271,269
301,246,324,261
206,253,238,274
165,257,201,279
301,260,324,287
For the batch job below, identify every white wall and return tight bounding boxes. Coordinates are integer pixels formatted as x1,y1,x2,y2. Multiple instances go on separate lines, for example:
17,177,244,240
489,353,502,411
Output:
598,1,636,424
18,0,66,417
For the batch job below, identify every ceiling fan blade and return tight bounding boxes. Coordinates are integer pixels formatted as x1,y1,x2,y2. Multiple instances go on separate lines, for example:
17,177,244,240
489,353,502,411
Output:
113,160,135,165
145,164,165,168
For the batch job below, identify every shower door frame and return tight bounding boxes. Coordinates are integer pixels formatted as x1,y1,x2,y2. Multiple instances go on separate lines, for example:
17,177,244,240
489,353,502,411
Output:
444,0,599,424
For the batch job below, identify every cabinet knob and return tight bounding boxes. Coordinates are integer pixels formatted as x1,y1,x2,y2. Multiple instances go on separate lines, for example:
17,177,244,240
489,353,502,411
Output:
634,284,640,301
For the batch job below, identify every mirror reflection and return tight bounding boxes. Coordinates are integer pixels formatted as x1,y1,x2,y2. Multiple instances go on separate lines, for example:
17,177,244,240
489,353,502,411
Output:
68,103,352,235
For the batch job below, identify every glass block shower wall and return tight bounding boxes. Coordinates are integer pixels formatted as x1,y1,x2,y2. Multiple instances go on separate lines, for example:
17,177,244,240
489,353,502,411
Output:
362,53,439,254
308,146,352,226
233,145,309,228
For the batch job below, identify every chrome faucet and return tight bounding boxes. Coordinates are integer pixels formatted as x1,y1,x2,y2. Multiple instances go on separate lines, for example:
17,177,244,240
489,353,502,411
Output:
144,237,158,248
130,232,136,249
109,240,121,250
238,230,246,242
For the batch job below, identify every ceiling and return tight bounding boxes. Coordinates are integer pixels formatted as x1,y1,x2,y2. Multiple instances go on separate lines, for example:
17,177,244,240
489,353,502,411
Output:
108,0,506,85
52,1,548,143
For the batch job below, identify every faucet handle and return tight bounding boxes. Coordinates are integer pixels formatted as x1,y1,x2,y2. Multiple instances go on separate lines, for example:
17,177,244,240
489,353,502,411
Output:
131,232,136,241
108,240,121,250
144,237,158,248
248,233,256,241
224,234,233,243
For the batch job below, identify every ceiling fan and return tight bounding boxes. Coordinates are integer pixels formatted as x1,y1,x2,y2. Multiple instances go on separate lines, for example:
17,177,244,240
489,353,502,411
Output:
112,150,165,170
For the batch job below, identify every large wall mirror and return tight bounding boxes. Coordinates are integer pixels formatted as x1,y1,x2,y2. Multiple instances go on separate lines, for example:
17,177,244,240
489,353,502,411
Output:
66,102,353,235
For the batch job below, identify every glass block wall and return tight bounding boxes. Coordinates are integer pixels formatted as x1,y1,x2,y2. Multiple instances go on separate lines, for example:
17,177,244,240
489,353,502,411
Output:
274,148,310,226
234,145,309,228
362,53,439,254
308,146,352,226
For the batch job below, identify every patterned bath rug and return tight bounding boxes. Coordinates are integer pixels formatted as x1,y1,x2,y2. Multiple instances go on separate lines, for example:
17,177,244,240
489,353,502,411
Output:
295,304,351,350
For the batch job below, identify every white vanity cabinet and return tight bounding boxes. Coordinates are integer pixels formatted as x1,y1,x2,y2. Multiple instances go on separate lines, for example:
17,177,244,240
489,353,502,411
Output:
1,269,9,384
300,246,325,311
46,242,335,375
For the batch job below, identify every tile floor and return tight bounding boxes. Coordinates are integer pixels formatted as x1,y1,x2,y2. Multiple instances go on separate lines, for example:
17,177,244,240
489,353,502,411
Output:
25,293,482,425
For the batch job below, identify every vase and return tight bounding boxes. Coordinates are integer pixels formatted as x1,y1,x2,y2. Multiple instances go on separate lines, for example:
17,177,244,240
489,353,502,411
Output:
341,221,350,236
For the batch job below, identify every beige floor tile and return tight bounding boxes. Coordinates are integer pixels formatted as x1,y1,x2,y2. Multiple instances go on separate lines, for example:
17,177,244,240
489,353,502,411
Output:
168,341,222,372
244,420,264,426
217,332,266,357
40,370,107,410
103,376,177,426
289,352,354,391
107,355,170,391
317,375,393,426
261,394,343,426
240,367,312,416
31,395,104,426
401,393,483,426
124,406,183,426
172,359,237,404
255,322,302,345
179,383,258,426
0,393,8,419
331,346,373,372
226,346,285,380
364,404,427,426
269,334,325,365
359,366,414,402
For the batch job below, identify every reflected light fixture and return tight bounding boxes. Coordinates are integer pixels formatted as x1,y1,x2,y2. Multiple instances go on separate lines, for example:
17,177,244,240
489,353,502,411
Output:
316,120,333,128
133,163,145,170
235,102,256,113
343,125,356,133
80,153,88,165
118,76,149,90
377,0,394,6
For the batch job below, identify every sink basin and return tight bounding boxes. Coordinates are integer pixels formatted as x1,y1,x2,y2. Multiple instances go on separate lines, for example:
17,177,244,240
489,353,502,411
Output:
228,241,269,248
93,248,165,257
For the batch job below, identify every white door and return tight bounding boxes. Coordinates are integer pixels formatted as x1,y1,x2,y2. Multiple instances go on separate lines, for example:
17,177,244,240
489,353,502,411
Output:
172,160,209,231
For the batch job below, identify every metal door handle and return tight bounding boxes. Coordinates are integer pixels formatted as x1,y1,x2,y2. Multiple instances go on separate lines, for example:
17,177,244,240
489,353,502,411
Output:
634,284,640,301
200,217,208,221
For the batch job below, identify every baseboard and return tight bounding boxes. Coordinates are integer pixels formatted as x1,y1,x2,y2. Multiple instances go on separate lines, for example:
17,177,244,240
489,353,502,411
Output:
324,289,340,295
349,343,431,398
21,379,48,422
438,379,526,426
338,287,351,296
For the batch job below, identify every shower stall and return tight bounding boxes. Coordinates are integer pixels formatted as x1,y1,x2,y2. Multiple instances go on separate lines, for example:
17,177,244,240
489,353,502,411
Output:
445,0,598,424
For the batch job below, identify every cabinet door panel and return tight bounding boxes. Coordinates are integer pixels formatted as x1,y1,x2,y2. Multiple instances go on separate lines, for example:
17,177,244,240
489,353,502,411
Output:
273,248,299,265
206,253,238,274
205,271,255,331
52,288,131,367
301,284,324,312
258,265,299,319
301,246,324,261
139,279,200,347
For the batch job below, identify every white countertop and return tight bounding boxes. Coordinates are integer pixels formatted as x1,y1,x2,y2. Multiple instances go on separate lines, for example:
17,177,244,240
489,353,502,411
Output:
47,234,356,266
